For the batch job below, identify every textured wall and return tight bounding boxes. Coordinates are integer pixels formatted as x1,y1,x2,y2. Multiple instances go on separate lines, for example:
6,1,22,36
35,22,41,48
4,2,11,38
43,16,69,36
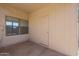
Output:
29,4,78,56
0,6,29,47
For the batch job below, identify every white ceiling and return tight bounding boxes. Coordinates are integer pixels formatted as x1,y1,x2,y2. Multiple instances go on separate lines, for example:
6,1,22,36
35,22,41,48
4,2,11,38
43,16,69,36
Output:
0,3,50,13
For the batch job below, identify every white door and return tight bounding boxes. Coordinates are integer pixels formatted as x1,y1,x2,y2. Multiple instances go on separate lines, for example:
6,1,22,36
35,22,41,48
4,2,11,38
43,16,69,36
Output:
29,16,49,46
38,16,49,46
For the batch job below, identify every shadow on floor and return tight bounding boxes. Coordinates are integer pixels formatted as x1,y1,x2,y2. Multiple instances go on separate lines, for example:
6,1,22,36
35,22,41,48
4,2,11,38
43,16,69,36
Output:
0,40,65,56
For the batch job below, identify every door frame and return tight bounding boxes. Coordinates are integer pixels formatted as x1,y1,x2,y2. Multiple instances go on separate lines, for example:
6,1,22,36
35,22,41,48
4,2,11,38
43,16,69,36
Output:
77,8,79,55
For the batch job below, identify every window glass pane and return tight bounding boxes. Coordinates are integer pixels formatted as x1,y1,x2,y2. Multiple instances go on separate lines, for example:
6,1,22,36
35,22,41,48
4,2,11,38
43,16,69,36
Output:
20,20,28,34
12,22,19,35
20,27,28,34
6,21,12,26
6,21,13,36
20,20,28,26
13,22,19,26
6,16,19,36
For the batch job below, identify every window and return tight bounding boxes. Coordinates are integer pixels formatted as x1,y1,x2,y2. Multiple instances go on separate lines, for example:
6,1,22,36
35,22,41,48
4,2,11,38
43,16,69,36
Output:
5,16,28,36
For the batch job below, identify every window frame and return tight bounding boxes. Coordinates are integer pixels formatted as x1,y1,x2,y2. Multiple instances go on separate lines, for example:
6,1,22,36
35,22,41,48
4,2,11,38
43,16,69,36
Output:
5,16,28,36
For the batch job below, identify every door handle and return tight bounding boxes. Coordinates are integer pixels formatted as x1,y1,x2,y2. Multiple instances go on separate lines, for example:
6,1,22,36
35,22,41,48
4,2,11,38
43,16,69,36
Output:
46,32,48,34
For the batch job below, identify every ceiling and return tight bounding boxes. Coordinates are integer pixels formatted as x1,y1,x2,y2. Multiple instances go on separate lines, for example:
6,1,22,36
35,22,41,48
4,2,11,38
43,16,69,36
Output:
0,3,50,13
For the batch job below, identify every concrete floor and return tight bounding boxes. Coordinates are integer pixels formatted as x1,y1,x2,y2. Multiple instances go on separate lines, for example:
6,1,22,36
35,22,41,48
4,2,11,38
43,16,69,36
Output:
0,40,65,56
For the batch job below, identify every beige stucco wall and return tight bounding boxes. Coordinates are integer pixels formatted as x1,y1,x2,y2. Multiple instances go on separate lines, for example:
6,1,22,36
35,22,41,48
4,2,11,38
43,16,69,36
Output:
29,4,78,56
0,6,29,47
0,4,78,56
